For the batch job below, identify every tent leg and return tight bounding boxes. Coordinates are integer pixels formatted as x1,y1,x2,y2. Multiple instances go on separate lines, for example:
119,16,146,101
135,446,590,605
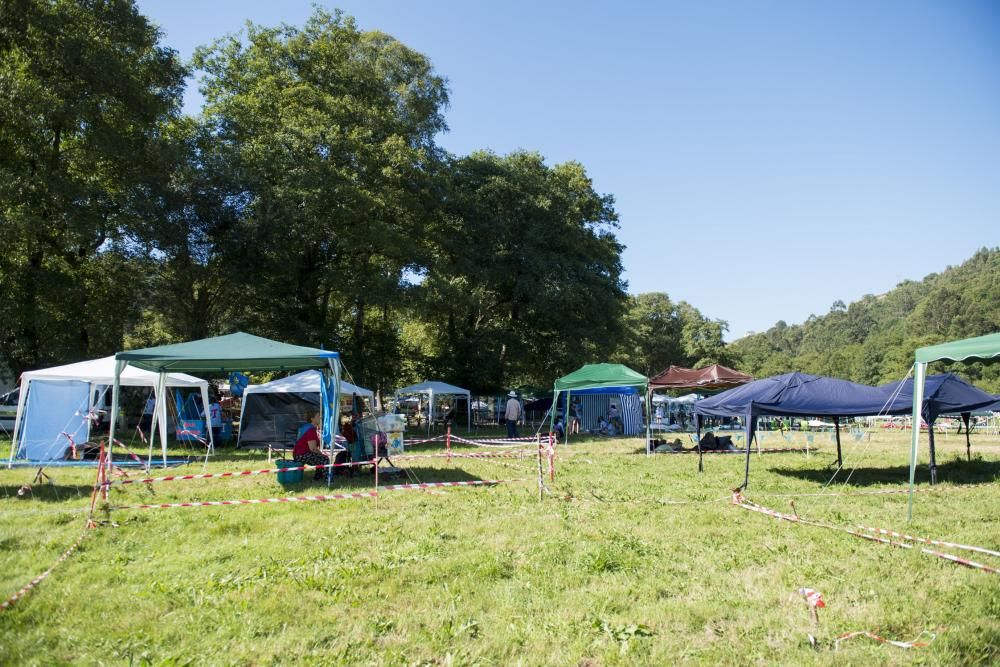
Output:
834,419,842,469
963,413,972,462
695,415,703,473
907,362,926,521
928,426,937,485
740,433,751,490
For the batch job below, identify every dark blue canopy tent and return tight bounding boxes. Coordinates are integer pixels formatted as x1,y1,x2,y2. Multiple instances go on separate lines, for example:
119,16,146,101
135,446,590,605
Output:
694,372,898,489
877,373,998,482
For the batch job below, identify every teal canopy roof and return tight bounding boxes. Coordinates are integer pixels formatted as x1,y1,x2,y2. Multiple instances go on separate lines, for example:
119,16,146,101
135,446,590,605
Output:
116,332,338,373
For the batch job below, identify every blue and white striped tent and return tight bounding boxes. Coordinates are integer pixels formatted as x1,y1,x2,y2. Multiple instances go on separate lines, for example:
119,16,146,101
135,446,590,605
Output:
557,393,644,435
550,363,651,450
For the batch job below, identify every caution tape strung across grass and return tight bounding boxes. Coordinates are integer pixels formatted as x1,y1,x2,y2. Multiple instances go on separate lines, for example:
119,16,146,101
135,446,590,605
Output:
101,451,534,488
111,478,525,511
834,630,934,650
732,491,1000,575
1,530,90,612
104,459,375,486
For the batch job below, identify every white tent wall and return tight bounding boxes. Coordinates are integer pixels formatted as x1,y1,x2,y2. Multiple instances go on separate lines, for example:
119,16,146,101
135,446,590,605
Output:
12,380,90,461
7,356,209,467
394,381,472,431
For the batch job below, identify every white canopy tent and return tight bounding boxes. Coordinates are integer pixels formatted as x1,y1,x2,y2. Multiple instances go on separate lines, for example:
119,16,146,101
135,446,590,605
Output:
237,370,373,448
9,356,210,466
394,380,471,433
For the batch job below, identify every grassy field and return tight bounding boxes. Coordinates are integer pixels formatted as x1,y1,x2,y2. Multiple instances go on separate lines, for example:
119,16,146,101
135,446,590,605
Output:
1,427,998,665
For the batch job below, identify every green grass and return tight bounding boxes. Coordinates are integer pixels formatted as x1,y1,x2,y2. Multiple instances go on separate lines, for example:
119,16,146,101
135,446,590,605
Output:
1,428,998,665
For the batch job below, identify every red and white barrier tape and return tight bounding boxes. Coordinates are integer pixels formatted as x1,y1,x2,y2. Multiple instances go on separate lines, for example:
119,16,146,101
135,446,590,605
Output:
394,451,532,461
119,491,379,510
798,587,825,608
733,491,1000,575
450,435,530,448
1,531,89,612
403,434,447,443
834,630,933,650
857,525,1000,559
846,529,1000,575
60,432,78,460
113,478,524,511
105,459,375,487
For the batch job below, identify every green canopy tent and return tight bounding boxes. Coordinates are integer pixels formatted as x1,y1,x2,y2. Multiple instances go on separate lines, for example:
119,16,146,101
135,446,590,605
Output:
549,363,650,451
908,332,1000,519
110,333,341,467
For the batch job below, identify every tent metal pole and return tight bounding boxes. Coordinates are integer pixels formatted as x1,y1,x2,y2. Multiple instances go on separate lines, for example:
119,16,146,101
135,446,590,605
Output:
108,360,125,475
156,371,169,468
695,413,703,473
9,377,29,467
907,362,927,521
564,390,571,445
834,418,842,469
644,386,651,457
962,413,972,462
201,382,214,456
549,390,559,438
740,414,753,490
928,424,937,485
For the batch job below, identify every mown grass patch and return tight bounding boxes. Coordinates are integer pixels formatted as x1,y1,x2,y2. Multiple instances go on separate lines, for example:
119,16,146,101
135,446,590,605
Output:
0,428,998,664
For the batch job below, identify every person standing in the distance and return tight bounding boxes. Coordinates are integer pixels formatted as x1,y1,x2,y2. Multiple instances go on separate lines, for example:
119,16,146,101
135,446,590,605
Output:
504,390,521,438
140,394,155,435
570,397,582,435
209,393,223,447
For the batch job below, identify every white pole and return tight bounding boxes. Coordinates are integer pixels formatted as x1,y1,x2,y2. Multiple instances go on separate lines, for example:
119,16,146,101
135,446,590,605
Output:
9,377,30,467
907,362,927,521
200,382,214,455
108,360,125,473
156,371,169,467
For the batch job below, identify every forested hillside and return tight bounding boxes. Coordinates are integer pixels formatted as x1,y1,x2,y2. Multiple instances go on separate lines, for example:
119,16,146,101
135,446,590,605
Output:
729,247,1000,391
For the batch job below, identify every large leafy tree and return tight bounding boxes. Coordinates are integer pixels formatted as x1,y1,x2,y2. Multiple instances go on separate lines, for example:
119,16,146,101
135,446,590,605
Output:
612,293,729,375
191,8,448,390
421,151,626,392
0,0,186,375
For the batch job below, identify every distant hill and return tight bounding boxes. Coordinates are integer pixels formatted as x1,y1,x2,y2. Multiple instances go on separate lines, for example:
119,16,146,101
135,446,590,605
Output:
729,247,1000,392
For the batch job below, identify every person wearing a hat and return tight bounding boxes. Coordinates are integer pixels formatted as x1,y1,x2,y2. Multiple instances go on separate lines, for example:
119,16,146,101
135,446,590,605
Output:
504,390,521,438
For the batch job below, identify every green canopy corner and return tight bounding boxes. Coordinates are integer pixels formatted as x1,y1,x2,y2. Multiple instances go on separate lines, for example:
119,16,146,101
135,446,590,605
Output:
914,332,1000,364
908,331,1000,520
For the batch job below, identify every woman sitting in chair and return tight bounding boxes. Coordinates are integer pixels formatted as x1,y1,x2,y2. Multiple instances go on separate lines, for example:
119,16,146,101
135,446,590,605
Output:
293,410,328,480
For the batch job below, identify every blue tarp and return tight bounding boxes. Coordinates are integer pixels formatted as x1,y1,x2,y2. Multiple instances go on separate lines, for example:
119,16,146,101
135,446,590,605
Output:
694,372,894,418
877,374,999,423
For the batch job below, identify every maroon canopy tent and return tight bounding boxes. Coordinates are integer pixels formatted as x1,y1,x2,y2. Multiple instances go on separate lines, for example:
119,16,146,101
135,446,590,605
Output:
649,364,753,391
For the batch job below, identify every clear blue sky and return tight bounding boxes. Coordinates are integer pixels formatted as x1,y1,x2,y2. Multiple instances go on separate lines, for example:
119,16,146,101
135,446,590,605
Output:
137,0,1000,340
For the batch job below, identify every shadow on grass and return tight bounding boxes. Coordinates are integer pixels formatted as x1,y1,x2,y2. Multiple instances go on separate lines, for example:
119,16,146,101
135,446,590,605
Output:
0,483,96,502
276,466,491,491
770,458,1000,487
